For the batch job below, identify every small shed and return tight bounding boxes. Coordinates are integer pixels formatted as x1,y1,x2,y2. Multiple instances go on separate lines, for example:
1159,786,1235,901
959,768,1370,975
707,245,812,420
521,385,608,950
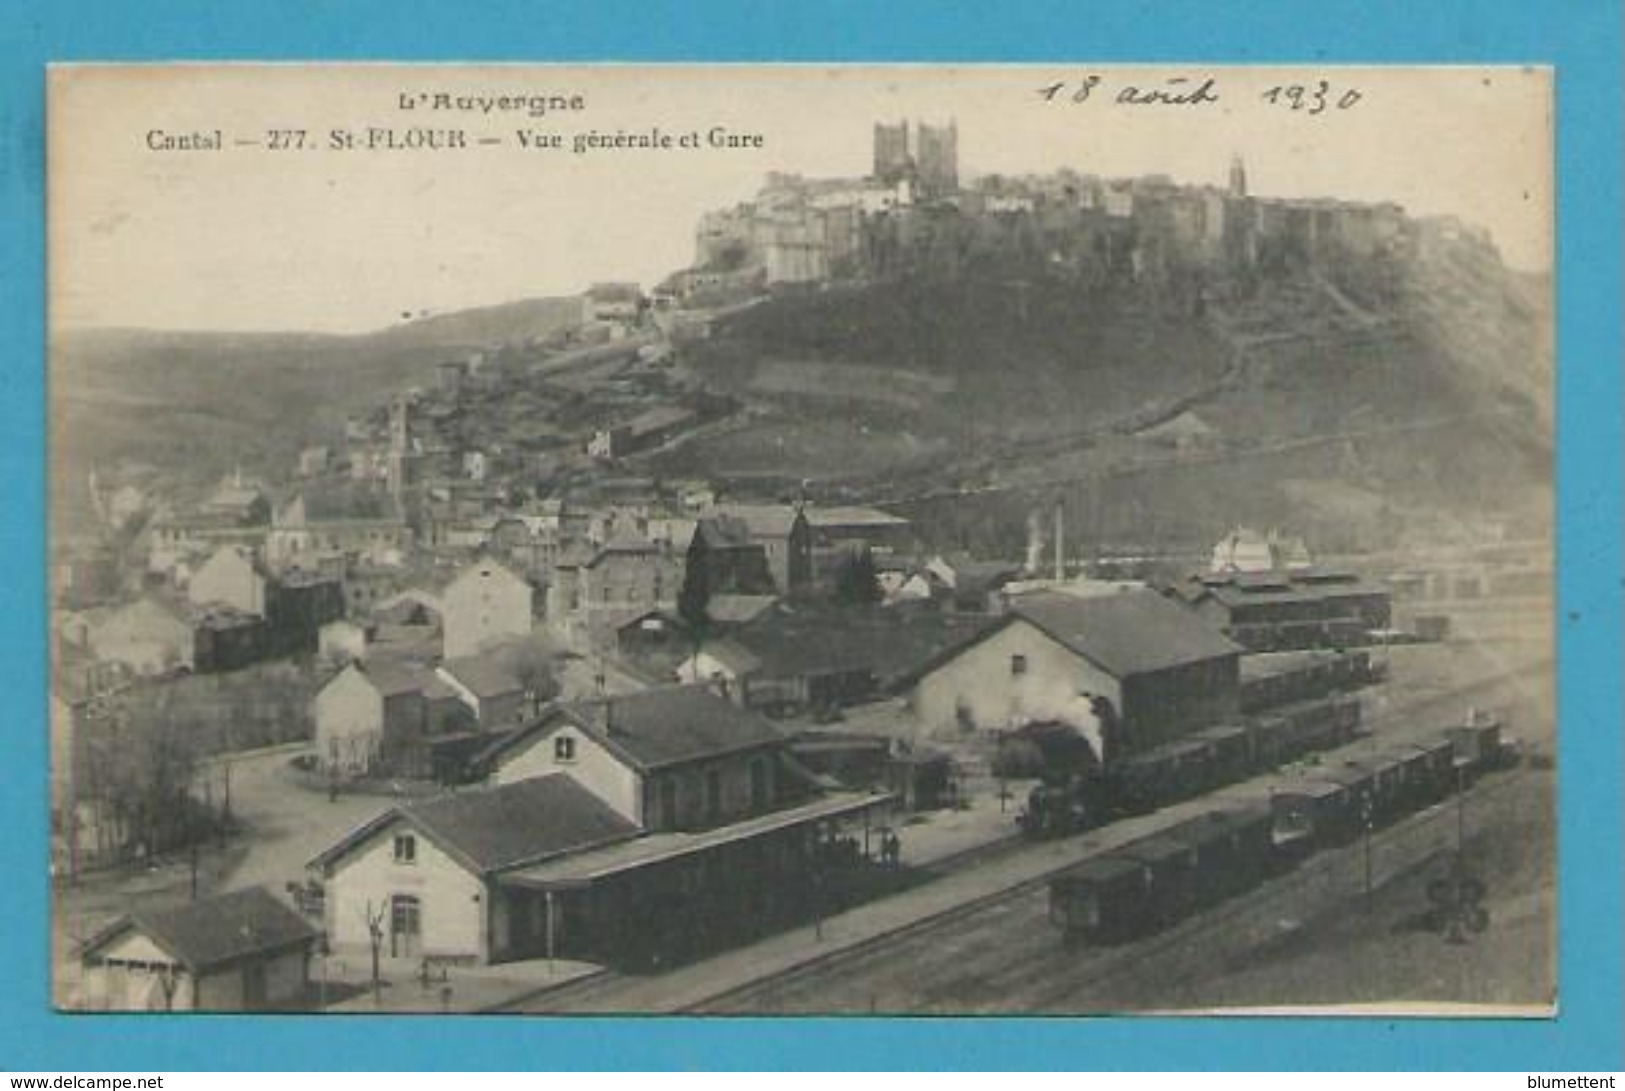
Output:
78,886,318,1011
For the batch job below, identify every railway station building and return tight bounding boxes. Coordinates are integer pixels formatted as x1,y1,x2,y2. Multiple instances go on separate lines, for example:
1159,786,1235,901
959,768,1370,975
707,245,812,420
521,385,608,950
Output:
897,588,1244,756
309,684,893,969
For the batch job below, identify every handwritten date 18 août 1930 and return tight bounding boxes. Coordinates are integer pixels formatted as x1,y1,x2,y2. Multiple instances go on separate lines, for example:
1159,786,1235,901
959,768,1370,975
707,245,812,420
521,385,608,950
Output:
1036,75,1363,114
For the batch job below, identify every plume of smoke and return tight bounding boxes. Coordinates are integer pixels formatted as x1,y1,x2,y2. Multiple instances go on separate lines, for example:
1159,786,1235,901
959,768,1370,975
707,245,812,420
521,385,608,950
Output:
1010,679,1104,765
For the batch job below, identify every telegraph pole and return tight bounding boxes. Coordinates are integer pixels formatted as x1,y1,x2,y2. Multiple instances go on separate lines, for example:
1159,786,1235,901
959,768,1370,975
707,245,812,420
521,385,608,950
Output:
1361,794,1374,911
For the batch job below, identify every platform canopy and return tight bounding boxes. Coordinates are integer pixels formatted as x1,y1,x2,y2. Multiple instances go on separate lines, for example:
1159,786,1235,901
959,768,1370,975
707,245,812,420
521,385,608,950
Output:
499,792,894,892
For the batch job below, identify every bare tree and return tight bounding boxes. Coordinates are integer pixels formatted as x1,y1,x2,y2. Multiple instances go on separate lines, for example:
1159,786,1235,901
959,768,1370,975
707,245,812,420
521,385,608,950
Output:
511,640,559,719
364,900,386,1004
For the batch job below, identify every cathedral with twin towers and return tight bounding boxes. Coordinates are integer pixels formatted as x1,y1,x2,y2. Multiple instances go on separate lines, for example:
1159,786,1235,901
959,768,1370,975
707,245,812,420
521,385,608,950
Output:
872,119,959,196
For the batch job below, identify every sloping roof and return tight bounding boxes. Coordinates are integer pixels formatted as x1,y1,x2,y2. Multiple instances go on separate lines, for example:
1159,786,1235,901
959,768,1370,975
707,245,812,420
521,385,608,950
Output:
706,594,779,625
729,608,997,685
358,659,432,698
440,654,523,699
692,514,758,550
1011,589,1243,677
583,540,661,569
712,504,802,538
81,886,317,974
311,775,639,876
281,488,404,526
94,596,191,636
803,506,909,530
500,793,890,890
485,685,784,775
691,639,764,677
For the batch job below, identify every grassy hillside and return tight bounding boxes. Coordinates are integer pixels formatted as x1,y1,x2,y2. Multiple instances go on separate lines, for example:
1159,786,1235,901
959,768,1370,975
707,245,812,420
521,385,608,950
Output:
663,265,1551,549
50,296,581,535
686,277,1229,441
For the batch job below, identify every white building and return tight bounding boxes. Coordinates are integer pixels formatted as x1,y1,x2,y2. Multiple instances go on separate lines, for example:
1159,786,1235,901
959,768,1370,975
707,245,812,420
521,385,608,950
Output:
441,559,534,660
187,546,267,615
77,887,317,1011
309,775,639,965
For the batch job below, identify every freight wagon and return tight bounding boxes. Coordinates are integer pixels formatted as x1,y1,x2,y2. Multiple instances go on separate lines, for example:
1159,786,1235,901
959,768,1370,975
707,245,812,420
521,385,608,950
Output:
1048,713,1516,946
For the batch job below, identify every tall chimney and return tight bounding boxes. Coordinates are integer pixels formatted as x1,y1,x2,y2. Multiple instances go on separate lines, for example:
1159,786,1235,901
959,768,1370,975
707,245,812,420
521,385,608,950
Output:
1054,501,1065,582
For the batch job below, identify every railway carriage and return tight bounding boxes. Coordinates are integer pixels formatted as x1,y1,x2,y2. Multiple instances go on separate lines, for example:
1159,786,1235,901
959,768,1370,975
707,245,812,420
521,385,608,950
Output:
1164,738,1219,800
1249,713,1293,769
1397,738,1458,805
1047,855,1152,944
1332,755,1406,826
1045,709,1521,949
1281,697,1356,755
1106,748,1178,815
1163,806,1273,904
1376,745,1440,813
1318,762,1378,832
1268,777,1354,852
1115,834,1201,927
1190,723,1254,785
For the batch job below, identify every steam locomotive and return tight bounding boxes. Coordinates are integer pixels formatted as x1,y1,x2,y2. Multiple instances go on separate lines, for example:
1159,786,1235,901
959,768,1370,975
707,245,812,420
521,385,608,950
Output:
1017,651,1383,839
1018,694,1364,838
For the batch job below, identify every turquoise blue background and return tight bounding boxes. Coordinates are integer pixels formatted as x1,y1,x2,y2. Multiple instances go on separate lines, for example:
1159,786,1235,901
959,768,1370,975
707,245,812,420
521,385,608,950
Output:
2,0,1618,1071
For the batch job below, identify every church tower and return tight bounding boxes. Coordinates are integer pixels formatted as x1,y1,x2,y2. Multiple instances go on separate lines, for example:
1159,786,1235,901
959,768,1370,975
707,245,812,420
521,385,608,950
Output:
1228,154,1248,198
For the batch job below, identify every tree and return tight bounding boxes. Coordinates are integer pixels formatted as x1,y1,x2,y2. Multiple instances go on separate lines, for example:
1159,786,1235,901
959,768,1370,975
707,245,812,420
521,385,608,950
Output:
364,901,387,1004
511,641,560,719
832,547,883,606
86,688,206,865
677,548,713,663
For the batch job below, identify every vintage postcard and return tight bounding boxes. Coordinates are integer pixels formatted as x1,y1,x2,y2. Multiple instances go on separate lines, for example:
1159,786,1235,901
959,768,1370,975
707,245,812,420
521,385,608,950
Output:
47,64,1553,1016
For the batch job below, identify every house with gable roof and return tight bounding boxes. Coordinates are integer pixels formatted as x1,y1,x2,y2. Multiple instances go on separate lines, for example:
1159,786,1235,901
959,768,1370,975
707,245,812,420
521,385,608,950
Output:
899,588,1243,753
78,886,318,1011
310,683,893,969
477,684,789,831
440,557,534,659
310,776,641,965
266,487,411,569
313,660,471,777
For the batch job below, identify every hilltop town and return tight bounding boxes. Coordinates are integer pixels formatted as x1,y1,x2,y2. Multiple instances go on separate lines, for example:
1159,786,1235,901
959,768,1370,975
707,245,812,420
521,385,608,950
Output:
52,119,1553,1014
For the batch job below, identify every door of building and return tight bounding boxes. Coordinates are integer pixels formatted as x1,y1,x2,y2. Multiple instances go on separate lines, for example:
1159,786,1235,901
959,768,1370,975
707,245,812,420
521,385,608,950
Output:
390,894,422,959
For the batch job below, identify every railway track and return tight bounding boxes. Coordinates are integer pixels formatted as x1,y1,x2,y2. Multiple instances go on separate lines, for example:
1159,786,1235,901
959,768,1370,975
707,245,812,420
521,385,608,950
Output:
693,766,1538,1014
498,654,1550,1014
684,663,1551,1013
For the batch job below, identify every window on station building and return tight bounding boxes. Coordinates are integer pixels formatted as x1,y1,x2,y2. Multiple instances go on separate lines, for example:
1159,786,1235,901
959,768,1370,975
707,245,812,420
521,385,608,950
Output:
554,735,576,763
392,833,416,864
1010,654,1028,677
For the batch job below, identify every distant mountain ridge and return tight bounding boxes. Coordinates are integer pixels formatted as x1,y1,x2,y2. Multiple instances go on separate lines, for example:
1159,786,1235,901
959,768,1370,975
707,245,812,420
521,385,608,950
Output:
50,295,584,536
58,293,584,356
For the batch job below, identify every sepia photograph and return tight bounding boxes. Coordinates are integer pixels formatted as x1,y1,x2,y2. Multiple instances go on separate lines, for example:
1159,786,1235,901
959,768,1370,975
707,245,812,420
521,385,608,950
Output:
47,63,1554,1017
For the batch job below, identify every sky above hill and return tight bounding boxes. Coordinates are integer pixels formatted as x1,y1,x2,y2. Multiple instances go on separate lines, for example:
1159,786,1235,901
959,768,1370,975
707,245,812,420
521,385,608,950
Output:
50,65,1551,333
